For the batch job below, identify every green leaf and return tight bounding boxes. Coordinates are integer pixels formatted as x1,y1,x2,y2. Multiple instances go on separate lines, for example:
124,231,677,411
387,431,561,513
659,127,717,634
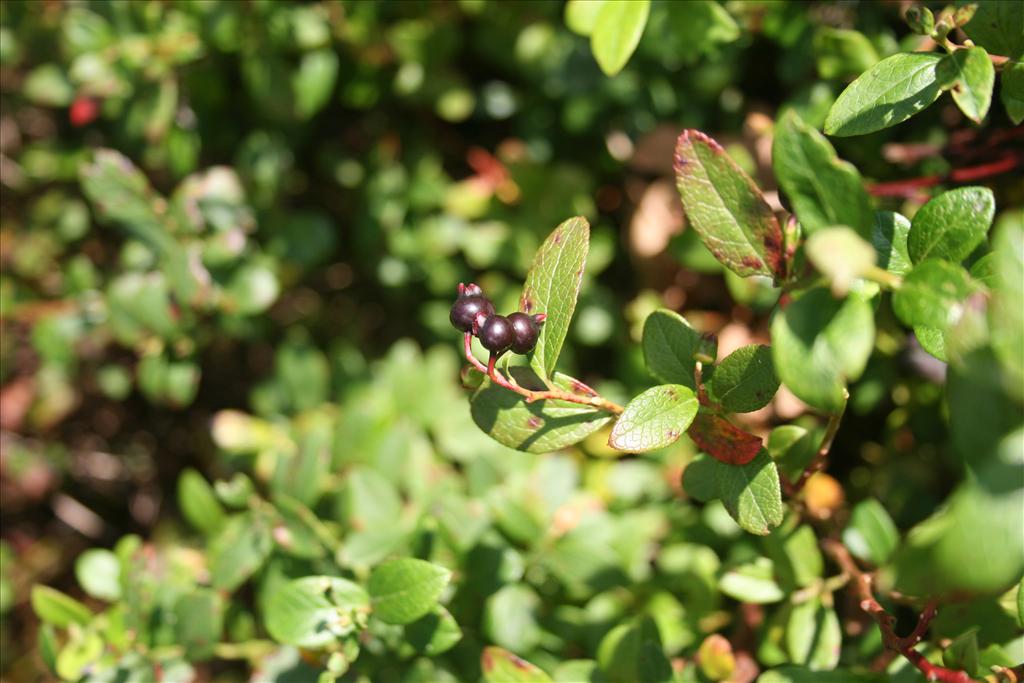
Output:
404,605,462,656
520,217,590,380
871,211,912,276
368,558,451,625
265,576,369,648
990,211,1024,400
767,425,819,481
892,260,980,330
1017,576,1024,628
824,53,945,137
608,384,698,452
786,599,842,670
842,499,899,566
765,524,824,590
942,629,981,677
886,477,1024,597
938,47,995,123
1001,61,1024,124
718,557,785,603
31,585,92,627
813,27,879,80
56,630,103,681
482,647,553,683
908,186,995,264
771,288,874,413
674,130,785,279
596,617,672,683
565,0,605,36
209,511,273,591
805,227,877,297
664,1,740,63
471,368,612,453
590,0,650,76
683,451,783,536
772,111,874,239
642,309,704,388
174,589,224,660
484,583,542,652
177,468,226,537
962,1,1024,61
24,64,74,107
74,549,121,602
707,345,779,413
293,49,339,119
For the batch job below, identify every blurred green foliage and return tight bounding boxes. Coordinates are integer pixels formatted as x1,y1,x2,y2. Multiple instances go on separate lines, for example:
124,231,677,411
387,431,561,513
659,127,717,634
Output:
1,1,1022,682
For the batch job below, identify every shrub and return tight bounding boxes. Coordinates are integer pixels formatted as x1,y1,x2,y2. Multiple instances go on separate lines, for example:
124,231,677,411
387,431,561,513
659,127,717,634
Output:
2,1,1022,682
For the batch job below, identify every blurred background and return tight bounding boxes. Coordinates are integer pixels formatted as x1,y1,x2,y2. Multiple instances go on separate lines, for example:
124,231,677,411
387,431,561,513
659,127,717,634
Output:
1,1,1021,681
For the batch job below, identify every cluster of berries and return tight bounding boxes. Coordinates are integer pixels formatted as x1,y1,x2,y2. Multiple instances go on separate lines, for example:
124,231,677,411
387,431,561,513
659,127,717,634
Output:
449,283,546,356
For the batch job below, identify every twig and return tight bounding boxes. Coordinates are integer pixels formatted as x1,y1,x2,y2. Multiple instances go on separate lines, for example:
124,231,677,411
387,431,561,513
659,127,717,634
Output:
822,540,972,683
782,391,848,496
868,153,1021,198
463,332,624,415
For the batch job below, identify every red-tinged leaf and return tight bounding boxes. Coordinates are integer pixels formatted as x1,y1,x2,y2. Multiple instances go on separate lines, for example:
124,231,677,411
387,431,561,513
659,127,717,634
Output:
481,646,552,682
674,130,786,279
688,411,762,465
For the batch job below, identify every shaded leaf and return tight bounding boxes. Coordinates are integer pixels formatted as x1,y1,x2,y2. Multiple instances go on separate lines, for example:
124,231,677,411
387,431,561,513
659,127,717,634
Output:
642,309,704,388
772,111,873,238
174,589,224,661
871,211,912,276
596,617,672,683
684,451,783,535
471,368,611,453
674,130,785,279
962,1,1024,61
771,288,873,413
1001,61,1024,124
718,557,785,603
842,499,899,566
989,211,1024,400
405,605,462,656
177,468,226,537
805,227,876,296
608,384,698,452
708,344,779,414
209,511,272,591
938,47,995,122
786,599,841,670
520,217,590,380
824,53,945,137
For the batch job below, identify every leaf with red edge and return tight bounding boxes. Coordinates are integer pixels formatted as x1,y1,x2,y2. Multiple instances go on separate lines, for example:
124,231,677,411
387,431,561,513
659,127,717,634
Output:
674,130,786,279
687,411,762,465
481,646,552,682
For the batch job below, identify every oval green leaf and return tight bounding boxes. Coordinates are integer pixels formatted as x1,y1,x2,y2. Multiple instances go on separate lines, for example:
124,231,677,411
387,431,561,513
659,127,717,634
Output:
824,53,945,137
908,186,995,264
590,0,650,76
708,344,780,413
368,558,451,625
265,576,369,648
608,384,698,452
520,217,590,381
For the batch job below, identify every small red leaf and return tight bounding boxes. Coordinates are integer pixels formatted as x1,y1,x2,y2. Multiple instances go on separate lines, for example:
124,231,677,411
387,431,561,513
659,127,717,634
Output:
688,411,762,465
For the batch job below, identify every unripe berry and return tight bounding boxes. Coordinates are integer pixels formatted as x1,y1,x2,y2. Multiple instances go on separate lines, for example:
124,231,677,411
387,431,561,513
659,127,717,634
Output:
450,295,494,333
479,315,514,354
507,311,544,354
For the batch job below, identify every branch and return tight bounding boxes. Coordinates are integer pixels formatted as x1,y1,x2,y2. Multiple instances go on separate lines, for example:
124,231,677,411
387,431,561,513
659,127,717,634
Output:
822,540,972,683
463,333,624,415
868,152,1021,198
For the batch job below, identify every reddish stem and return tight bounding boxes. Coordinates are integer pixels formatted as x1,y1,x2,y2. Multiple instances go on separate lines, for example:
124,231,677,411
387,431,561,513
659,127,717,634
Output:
868,153,1021,198
822,540,971,683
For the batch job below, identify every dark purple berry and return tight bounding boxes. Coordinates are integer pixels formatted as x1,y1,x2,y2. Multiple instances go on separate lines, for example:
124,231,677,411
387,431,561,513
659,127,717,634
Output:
508,311,543,354
479,314,514,354
450,295,494,333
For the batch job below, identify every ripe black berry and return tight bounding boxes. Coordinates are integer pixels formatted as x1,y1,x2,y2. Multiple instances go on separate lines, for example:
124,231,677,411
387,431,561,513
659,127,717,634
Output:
508,312,543,354
478,314,514,354
450,284,495,333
